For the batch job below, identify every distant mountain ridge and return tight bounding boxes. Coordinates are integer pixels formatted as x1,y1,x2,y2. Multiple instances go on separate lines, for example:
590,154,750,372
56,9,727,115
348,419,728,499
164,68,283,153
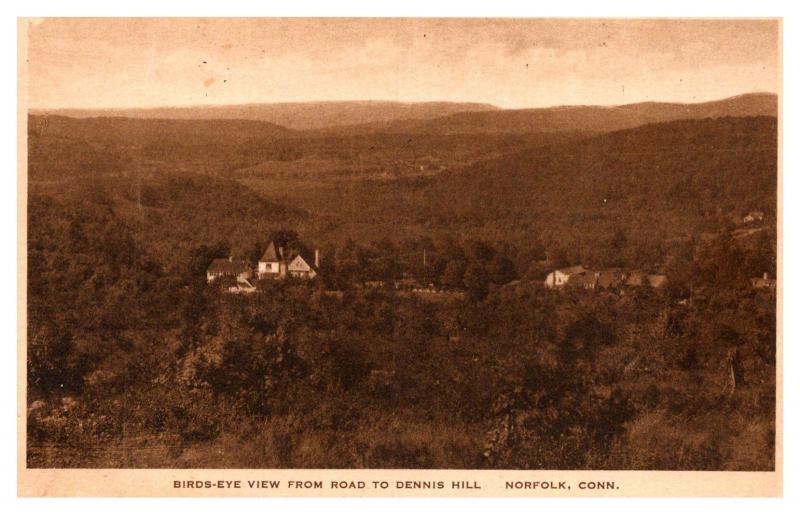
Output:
331,93,778,135
30,93,776,135
30,101,501,131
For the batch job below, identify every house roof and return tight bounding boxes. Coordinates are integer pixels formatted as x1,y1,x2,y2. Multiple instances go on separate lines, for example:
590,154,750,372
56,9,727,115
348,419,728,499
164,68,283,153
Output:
750,277,776,288
647,275,668,288
625,272,645,286
260,241,280,262
558,265,586,276
568,273,597,288
287,251,318,272
258,239,319,273
207,258,250,274
596,269,626,288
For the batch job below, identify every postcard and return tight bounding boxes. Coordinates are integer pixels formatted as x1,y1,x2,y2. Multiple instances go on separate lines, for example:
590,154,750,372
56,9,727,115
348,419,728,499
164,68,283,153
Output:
17,17,782,497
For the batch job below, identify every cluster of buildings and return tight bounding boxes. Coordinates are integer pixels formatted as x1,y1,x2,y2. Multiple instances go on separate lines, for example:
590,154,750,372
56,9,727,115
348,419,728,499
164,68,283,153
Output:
743,210,765,224
544,265,776,294
750,272,777,292
203,228,774,298
206,240,319,293
738,211,776,291
544,265,667,291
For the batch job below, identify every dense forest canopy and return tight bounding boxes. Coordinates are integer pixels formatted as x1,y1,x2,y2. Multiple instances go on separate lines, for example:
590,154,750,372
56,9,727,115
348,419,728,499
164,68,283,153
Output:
26,104,777,470
422,116,777,267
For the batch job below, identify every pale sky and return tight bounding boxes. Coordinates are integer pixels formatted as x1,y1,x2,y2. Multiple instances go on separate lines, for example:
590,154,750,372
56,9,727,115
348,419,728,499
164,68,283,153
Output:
24,18,780,110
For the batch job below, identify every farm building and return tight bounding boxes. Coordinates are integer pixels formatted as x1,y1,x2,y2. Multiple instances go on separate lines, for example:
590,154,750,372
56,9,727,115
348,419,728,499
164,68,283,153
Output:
567,269,628,290
545,266,667,290
206,257,252,283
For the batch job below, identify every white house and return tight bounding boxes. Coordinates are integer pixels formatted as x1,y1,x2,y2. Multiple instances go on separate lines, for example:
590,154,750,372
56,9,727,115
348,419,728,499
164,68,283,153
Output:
288,253,318,279
543,265,586,288
258,241,319,280
257,241,283,279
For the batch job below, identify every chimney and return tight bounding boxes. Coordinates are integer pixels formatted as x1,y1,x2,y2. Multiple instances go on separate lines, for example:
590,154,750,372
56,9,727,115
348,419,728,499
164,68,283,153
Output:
315,249,320,268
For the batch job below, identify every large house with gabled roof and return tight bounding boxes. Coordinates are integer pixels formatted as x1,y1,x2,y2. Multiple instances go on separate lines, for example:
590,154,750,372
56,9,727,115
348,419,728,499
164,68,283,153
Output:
205,237,320,289
258,241,319,280
258,241,282,278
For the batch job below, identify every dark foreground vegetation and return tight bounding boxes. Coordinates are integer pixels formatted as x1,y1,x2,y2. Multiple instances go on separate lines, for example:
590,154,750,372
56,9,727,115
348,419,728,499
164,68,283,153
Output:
26,110,776,469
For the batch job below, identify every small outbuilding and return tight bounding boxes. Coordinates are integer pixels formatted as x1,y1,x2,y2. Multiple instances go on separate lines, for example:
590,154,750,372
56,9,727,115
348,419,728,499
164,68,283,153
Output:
744,210,765,224
750,272,776,291
206,257,252,283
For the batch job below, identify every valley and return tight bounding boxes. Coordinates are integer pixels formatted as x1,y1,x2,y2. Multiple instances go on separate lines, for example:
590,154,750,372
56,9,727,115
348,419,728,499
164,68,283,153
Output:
26,93,778,470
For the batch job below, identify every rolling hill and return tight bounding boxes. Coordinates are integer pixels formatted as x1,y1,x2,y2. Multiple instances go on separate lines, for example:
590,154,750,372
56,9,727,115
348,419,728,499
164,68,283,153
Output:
30,93,776,137
416,115,777,260
327,93,778,135
29,101,500,131
28,115,295,146
27,114,592,180
27,115,304,177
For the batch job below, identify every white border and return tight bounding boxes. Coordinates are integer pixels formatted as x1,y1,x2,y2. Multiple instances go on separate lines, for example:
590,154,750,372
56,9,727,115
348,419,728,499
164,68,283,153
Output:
4,1,797,513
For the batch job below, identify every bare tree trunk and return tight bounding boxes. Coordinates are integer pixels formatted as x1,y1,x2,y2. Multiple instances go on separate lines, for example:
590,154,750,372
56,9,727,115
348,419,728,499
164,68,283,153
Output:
724,348,742,396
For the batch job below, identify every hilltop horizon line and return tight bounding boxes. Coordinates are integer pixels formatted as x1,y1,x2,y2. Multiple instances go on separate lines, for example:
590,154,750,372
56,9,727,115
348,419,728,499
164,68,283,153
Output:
29,91,778,114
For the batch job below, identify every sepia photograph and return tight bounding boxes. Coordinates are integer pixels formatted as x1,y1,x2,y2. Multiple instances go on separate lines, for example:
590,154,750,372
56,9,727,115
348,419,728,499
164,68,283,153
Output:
17,16,781,496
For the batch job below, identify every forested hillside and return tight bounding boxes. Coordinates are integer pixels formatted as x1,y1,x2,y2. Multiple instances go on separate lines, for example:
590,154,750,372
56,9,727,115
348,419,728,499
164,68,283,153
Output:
419,116,777,270
26,107,777,470
28,116,302,176
240,116,777,277
29,114,588,181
